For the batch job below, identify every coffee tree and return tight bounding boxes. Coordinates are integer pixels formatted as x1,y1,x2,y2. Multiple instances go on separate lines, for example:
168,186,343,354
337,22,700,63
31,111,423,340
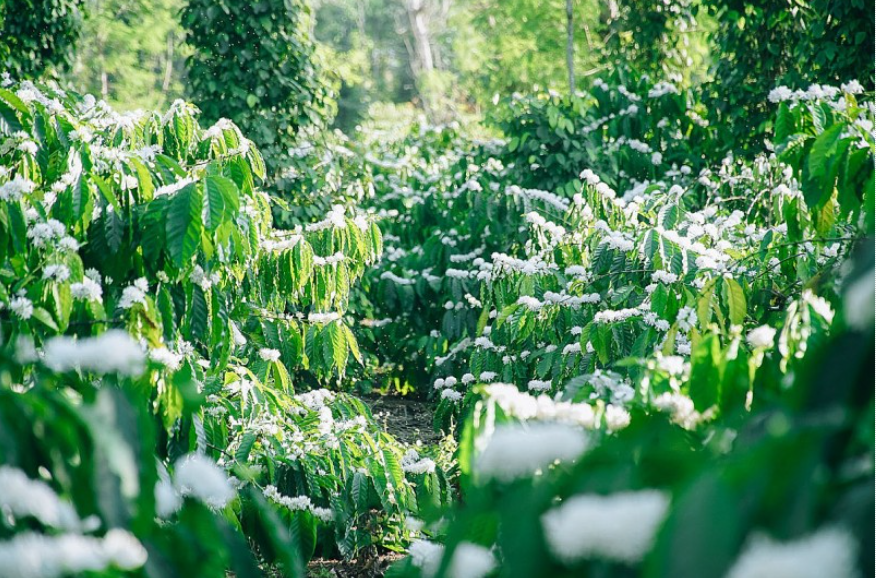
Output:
0,80,449,575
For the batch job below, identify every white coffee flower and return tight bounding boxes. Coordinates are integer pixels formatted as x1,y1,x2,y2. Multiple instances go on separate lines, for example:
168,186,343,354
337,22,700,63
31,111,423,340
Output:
746,325,776,349
542,489,670,564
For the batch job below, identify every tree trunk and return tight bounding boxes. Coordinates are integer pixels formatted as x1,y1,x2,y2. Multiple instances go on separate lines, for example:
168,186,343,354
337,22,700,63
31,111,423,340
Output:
162,34,174,92
406,0,434,75
566,0,575,93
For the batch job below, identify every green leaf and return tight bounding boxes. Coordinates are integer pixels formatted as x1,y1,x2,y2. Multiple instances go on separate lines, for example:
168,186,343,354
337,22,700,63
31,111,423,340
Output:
331,323,348,372
130,159,154,200
321,326,334,374
495,304,520,328
247,147,266,180
31,307,59,331
697,282,714,328
92,175,121,213
235,431,257,463
642,229,659,262
155,154,187,178
350,472,371,512
344,325,362,364
201,179,226,232
289,511,318,562
202,175,239,231
189,285,209,343
104,209,125,254
292,241,313,291
382,448,404,489
651,284,669,316
815,195,838,236
774,102,794,143
166,183,203,267
807,123,843,180
658,203,680,229
724,277,747,326
688,333,721,411
71,175,90,221
646,473,743,578
0,99,23,133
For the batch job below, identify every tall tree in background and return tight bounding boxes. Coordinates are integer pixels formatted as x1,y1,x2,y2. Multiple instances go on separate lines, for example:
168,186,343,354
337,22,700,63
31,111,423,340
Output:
183,0,330,170
399,0,453,118
404,0,436,76
456,0,606,105
0,0,85,79
313,0,417,132
601,0,702,81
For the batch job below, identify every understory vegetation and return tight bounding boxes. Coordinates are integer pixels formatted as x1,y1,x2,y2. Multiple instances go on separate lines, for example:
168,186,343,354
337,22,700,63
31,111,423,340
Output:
0,1,873,577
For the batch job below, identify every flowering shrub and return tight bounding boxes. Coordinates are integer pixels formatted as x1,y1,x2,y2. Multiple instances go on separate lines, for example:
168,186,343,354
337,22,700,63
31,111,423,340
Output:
342,80,874,576
270,128,377,229
0,80,450,574
360,77,871,404
491,74,714,195
389,262,873,577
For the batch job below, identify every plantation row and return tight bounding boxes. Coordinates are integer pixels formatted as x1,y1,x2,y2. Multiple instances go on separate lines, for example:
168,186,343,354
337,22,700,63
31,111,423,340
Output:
0,81,451,575
0,72,873,578
356,79,874,578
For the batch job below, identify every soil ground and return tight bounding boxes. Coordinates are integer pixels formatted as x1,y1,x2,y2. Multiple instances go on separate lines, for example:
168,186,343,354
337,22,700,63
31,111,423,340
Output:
306,552,405,577
363,394,442,445
303,394,438,577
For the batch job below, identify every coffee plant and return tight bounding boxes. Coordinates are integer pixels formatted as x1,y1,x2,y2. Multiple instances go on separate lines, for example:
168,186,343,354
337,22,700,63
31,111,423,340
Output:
0,80,450,576
338,78,873,577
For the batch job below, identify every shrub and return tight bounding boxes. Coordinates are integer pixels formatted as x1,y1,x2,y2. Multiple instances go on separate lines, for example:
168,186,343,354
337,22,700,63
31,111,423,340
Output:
0,81,449,574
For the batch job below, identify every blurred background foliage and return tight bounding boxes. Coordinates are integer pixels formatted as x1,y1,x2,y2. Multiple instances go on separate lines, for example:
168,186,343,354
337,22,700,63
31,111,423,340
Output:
65,0,188,110
3,0,871,150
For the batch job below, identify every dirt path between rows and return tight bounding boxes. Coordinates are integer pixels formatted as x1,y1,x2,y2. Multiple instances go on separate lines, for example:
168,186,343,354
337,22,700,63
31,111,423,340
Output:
301,396,438,576
363,394,443,445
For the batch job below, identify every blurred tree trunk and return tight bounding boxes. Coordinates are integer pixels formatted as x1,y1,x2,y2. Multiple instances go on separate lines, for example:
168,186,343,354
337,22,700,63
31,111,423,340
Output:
608,0,619,19
405,0,434,75
566,0,574,92
162,34,174,92
400,0,452,119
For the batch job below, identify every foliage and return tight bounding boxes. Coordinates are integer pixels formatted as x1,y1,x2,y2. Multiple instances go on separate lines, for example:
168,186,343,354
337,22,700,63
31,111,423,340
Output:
454,0,604,103
0,81,449,574
352,75,716,393
271,128,377,229
603,0,703,80
771,85,876,233
313,0,417,132
390,289,873,578
491,72,713,195
1,3,874,576
62,0,187,111
182,0,331,173
705,0,876,149
331,78,873,575
0,0,85,79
